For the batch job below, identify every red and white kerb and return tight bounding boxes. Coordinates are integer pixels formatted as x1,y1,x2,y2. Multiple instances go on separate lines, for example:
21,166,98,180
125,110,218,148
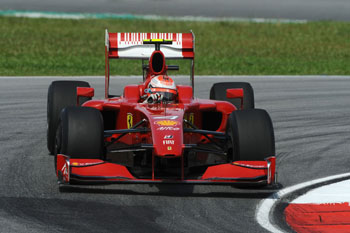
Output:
285,179,350,233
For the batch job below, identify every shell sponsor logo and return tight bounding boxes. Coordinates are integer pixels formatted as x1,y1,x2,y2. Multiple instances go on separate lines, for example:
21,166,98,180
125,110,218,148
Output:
155,120,178,126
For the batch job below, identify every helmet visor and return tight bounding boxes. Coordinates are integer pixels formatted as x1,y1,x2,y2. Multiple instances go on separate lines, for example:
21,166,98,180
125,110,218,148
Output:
149,88,177,102
160,92,176,101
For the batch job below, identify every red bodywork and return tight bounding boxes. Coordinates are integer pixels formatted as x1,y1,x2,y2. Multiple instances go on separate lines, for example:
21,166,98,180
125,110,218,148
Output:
56,31,276,185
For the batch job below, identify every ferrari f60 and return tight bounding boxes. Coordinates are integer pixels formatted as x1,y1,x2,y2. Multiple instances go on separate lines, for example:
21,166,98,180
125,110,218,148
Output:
47,31,276,186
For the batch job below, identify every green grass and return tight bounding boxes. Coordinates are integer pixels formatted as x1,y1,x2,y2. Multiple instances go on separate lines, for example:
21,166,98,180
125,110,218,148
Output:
0,16,349,76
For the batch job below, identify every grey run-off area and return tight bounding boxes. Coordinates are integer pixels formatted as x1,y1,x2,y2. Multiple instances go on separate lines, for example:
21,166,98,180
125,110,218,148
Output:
0,76,350,233
0,0,350,21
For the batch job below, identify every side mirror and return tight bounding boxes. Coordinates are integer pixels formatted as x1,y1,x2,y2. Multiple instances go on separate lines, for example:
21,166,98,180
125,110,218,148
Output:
77,87,94,105
226,88,244,109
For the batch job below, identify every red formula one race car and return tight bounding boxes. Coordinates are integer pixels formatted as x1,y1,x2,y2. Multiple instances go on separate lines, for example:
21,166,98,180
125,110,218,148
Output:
47,31,276,186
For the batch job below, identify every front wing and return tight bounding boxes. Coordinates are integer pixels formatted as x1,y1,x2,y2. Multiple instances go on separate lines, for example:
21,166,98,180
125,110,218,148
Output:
57,154,276,185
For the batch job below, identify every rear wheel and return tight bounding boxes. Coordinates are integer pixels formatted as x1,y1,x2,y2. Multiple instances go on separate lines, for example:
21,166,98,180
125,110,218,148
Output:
47,80,91,154
226,109,275,161
210,82,254,110
55,106,103,159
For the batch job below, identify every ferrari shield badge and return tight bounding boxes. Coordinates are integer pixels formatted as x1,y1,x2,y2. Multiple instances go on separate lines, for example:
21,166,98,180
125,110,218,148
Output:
127,113,133,129
189,113,194,124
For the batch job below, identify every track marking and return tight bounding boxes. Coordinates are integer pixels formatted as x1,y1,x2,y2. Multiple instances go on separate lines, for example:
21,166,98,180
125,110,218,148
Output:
292,179,350,204
256,172,350,233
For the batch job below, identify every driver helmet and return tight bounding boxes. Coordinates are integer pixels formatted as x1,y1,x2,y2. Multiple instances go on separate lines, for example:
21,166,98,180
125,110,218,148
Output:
147,75,177,101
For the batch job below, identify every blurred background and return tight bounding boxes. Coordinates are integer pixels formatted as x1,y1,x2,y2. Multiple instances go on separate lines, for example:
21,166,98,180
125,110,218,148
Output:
1,0,349,76
1,0,350,21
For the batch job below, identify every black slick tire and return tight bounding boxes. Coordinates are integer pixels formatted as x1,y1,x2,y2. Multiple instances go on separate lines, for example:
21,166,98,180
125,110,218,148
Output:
227,109,275,161
56,106,103,159
47,80,90,154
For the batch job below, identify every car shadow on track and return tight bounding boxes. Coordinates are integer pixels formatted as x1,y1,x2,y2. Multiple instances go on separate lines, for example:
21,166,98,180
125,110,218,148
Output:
0,196,163,233
59,183,283,199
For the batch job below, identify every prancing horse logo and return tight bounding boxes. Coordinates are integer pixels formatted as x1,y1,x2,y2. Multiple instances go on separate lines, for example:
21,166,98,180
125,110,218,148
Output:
127,113,133,129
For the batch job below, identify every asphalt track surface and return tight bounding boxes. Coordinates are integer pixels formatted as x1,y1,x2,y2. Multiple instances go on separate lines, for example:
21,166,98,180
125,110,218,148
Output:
1,0,350,21
1,76,350,232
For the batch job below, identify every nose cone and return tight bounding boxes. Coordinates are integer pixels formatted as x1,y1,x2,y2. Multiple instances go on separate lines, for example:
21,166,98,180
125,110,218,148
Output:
149,115,184,157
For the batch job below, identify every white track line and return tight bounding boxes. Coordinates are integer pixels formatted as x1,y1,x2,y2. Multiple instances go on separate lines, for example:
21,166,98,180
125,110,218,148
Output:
256,172,350,233
292,179,350,204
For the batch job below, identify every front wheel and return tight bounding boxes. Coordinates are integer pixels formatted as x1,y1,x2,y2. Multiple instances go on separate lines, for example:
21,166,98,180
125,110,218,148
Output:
226,109,275,161
47,80,91,154
55,106,104,159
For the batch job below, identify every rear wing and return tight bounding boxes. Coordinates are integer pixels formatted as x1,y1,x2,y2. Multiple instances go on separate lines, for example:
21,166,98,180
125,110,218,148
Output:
105,31,194,59
104,30,195,98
